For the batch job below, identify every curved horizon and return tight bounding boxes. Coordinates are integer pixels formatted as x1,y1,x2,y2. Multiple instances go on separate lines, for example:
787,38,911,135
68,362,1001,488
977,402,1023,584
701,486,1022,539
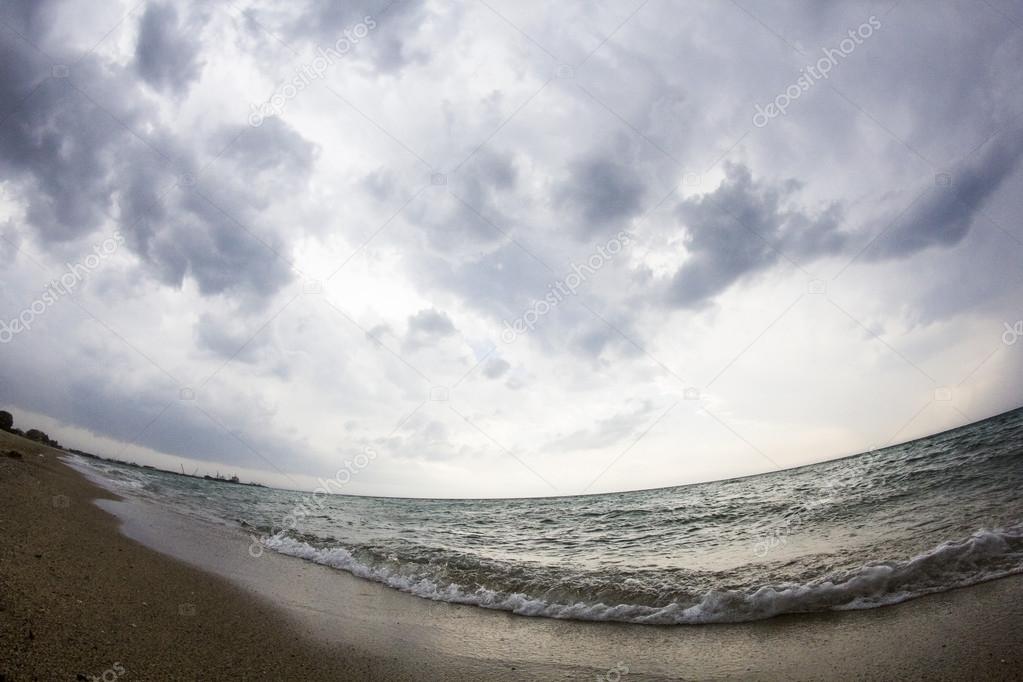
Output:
50,403,1022,501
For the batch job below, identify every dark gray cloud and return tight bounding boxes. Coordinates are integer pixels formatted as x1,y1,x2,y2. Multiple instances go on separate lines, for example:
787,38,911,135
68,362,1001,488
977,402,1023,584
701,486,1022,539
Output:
0,42,133,243
0,345,315,477
195,191,291,296
570,315,644,362
664,128,1022,309
217,117,317,181
464,148,517,191
0,2,314,307
408,308,456,335
195,313,270,363
667,163,845,308
361,169,397,202
556,153,645,238
135,2,205,94
403,308,457,350
574,325,618,357
255,0,435,73
118,167,299,303
867,129,1023,259
0,0,58,44
481,356,510,379
403,148,519,254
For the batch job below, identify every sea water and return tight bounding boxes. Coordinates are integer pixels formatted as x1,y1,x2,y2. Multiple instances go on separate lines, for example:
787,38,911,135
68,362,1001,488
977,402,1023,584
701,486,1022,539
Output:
69,407,1023,624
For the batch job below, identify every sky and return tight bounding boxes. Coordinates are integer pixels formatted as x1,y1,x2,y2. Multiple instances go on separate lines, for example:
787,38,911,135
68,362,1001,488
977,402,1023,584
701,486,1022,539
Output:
0,0,1021,498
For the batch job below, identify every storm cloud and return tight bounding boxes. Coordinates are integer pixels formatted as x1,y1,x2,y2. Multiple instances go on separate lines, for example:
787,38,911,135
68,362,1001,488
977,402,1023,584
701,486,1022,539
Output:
868,129,1023,260
557,153,646,238
0,0,1020,497
667,163,846,308
135,2,205,94
0,0,315,305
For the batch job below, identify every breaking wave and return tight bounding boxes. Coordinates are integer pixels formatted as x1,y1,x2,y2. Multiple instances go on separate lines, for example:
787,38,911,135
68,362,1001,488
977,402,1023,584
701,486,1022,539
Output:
261,523,1023,624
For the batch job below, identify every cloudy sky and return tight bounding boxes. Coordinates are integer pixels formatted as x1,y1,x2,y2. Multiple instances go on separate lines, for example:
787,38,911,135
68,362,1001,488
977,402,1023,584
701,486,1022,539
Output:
1,0,1021,498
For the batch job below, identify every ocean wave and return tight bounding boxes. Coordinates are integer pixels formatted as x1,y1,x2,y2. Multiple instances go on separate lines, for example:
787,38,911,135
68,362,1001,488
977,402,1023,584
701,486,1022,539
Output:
260,524,1023,624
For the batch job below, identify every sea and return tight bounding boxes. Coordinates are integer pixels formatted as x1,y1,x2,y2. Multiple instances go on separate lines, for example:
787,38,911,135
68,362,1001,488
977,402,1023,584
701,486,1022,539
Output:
68,407,1023,625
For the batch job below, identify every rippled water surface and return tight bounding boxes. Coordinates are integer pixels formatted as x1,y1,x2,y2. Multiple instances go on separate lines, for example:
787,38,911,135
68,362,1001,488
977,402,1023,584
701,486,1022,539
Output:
72,407,1023,624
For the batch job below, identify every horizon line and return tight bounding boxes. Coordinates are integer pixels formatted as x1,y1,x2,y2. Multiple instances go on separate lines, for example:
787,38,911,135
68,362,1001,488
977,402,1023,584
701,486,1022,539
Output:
59,403,1023,503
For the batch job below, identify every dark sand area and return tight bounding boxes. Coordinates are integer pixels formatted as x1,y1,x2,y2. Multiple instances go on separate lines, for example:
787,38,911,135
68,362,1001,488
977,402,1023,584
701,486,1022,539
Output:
2,429,1023,681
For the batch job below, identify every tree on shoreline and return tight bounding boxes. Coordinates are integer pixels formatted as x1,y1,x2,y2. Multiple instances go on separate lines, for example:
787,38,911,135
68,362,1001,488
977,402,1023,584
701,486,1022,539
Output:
24,427,60,448
0,410,12,432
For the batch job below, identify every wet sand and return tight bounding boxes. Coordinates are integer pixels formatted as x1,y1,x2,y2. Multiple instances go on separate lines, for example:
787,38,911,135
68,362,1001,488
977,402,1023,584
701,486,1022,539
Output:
2,430,1022,680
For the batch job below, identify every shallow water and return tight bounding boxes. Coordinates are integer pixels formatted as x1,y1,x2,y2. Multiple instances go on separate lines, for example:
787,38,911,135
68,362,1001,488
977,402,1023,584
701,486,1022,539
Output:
70,407,1023,624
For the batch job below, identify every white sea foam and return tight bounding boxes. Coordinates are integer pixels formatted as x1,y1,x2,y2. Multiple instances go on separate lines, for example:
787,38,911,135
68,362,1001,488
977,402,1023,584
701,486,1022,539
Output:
262,524,1023,624
66,411,1023,626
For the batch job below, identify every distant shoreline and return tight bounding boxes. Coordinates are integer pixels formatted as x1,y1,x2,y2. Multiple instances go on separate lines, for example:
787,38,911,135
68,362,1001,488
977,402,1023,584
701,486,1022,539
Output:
64,446,267,489
3,428,1023,680
59,404,1023,503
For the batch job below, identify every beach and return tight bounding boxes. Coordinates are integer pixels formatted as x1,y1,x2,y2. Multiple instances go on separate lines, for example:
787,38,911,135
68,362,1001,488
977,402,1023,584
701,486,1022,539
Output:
2,430,1023,681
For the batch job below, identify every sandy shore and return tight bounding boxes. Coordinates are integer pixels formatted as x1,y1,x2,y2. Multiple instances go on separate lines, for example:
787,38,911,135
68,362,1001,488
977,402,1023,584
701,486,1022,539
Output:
0,432,458,681
2,430,1023,681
